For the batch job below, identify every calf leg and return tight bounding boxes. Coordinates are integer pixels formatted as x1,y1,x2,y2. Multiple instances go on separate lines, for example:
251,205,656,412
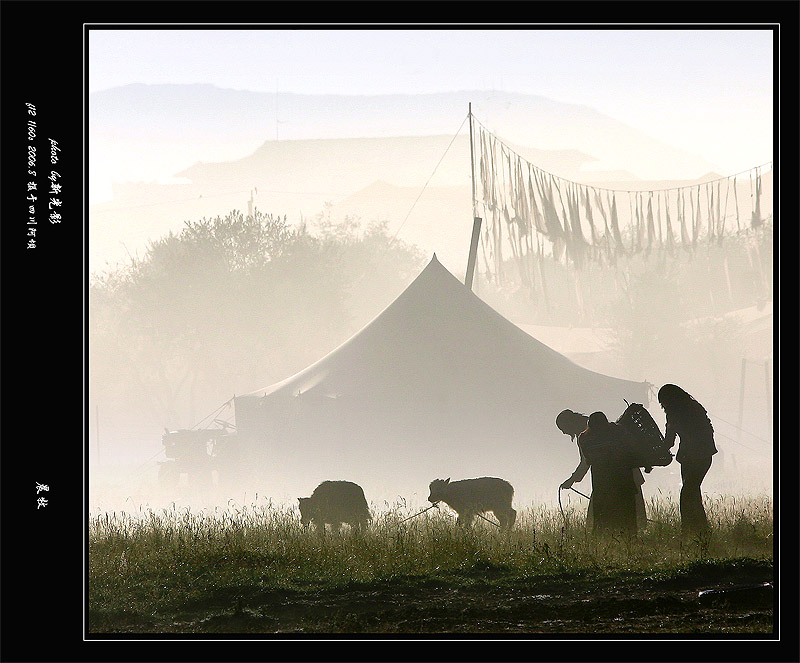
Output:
456,512,475,528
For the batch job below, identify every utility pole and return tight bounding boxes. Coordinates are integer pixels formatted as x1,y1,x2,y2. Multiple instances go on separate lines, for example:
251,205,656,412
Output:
95,404,100,466
764,359,772,441
247,188,256,218
736,358,747,443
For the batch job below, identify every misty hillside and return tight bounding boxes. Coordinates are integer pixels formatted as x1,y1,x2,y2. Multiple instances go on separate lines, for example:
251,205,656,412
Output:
174,134,597,192
90,85,716,191
90,133,746,278
89,133,597,273
90,85,723,273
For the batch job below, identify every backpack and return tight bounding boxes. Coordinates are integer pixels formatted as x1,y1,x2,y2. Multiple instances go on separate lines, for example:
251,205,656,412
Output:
615,402,674,468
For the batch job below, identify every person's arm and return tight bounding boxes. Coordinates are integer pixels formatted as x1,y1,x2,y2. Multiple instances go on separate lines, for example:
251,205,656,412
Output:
664,414,677,448
562,445,590,489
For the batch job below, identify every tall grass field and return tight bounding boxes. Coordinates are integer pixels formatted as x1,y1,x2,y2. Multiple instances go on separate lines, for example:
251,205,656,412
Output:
88,494,773,634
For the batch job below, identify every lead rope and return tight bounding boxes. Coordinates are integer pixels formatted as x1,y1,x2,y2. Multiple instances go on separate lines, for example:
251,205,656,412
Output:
398,503,439,524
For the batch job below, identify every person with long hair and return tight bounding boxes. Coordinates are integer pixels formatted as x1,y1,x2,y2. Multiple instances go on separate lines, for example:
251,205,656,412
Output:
556,409,647,530
657,384,718,536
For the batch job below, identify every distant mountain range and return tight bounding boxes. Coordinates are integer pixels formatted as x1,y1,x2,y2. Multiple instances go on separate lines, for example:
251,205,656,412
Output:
89,85,720,272
90,84,717,186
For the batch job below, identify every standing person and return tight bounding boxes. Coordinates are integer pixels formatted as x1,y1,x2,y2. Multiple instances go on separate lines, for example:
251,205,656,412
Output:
658,384,717,536
576,411,639,535
557,409,647,530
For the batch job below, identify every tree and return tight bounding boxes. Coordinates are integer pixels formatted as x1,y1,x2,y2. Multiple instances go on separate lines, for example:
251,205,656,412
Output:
89,209,424,433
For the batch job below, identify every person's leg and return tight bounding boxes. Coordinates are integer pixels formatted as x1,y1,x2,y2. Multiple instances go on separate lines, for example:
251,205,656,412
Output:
679,462,701,532
680,457,712,534
621,479,638,534
590,475,609,534
635,486,647,529
695,455,713,530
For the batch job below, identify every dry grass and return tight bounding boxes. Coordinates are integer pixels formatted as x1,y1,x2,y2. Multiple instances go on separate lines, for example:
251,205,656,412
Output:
89,493,772,620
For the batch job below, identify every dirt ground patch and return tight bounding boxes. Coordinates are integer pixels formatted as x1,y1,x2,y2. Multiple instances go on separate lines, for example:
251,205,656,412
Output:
90,564,774,635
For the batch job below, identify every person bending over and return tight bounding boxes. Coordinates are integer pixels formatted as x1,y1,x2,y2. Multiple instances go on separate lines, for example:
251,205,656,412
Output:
577,411,639,535
557,408,647,529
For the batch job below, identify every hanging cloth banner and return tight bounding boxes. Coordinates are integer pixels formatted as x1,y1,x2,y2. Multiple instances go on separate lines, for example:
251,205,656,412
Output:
528,167,547,234
721,178,731,240
470,118,770,273
583,186,599,246
678,189,690,249
663,191,675,255
609,193,627,256
707,183,715,243
537,170,565,239
633,192,643,253
751,167,763,228
646,193,656,252
514,156,531,237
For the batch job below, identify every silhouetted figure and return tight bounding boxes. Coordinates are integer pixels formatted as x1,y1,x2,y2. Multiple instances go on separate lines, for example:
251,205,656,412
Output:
658,384,717,536
556,409,590,484
577,412,639,535
556,409,589,441
557,409,647,529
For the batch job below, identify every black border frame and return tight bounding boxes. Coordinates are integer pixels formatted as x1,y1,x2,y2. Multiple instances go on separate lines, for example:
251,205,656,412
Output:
0,3,795,661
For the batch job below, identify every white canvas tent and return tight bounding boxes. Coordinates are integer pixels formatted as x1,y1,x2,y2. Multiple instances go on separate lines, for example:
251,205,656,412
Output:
233,255,649,499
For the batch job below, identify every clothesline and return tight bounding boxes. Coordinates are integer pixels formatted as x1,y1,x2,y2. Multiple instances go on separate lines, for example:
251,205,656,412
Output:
470,115,773,195
470,114,772,281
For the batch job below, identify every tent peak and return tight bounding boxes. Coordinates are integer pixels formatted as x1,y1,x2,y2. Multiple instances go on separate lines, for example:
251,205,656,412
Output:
417,252,467,287
427,253,449,269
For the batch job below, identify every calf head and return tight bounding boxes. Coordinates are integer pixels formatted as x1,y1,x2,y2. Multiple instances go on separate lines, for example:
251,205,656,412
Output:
297,497,315,525
428,477,450,504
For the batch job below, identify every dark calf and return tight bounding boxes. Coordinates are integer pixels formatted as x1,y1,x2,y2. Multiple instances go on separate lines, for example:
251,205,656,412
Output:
298,480,371,533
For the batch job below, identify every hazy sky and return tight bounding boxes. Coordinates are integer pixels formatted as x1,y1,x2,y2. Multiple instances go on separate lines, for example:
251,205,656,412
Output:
88,27,774,502
89,28,774,174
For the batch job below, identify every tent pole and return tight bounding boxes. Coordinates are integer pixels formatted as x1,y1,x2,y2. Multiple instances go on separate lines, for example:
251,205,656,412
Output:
465,216,482,290
465,102,482,290
469,102,476,219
